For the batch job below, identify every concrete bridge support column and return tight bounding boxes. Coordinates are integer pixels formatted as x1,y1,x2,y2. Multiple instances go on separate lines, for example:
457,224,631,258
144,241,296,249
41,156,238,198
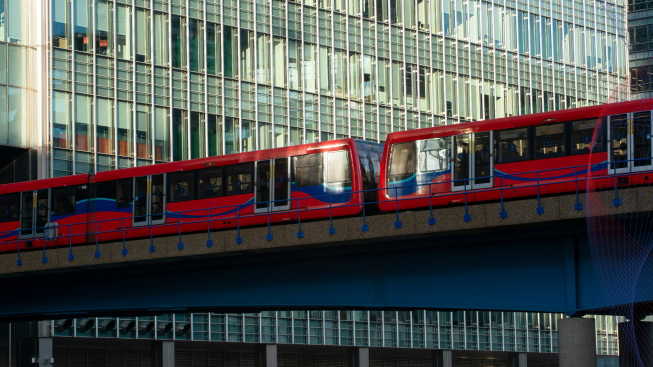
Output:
433,350,452,367
618,321,653,367
512,352,527,367
351,347,368,367
559,317,596,367
260,344,277,367
153,341,175,367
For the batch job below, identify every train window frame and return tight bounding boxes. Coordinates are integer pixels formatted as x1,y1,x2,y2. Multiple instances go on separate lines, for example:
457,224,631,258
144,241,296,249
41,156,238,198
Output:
534,122,567,159
197,167,225,199
0,193,19,223
168,171,196,203
293,153,323,188
570,118,607,155
226,163,254,196
325,150,351,184
494,128,531,164
116,178,133,209
388,142,417,184
52,186,77,216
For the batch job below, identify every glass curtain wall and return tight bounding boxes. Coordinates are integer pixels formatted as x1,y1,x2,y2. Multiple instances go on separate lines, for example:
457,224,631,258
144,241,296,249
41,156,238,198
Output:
44,0,628,175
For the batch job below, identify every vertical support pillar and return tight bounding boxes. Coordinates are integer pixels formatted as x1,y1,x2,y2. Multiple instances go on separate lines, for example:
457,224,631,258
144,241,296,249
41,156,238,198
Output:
512,352,527,367
153,341,175,367
259,344,277,367
618,321,653,367
351,347,368,367
433,350,452,367
559,318,596,367
36,321,52,367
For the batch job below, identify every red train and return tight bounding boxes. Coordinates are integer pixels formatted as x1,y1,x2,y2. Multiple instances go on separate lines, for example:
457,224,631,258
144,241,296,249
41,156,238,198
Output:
0,139,382,252
1,98,652,253
378,98,653,211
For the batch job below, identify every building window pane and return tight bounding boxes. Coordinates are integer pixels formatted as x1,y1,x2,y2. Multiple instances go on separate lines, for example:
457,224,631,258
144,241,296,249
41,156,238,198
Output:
154,12,168,66
319,46,331,95
96,1,112,56
334,49,348,98
116,4,131,60
75,94,92,152
135,8,150,63
349,52,360,99
303,43,316,93
242,119,255,152
240,29,254,82
256,33,270,84
52,91,71,149
7,0,25,44
190,19,204,72
7,87,25,146
225,117,239,154
96,98,114,155
288,39,301,90
224,26,238,78
190,111,205,159
207,23,221,75
172,108,187,161
172,15,187,69
154,106,169,161
207,114,223,156
74,0,91,52
273,37,286,87
52,0,71,48
7,45,25,87
117,100,132,157
136,104,151,160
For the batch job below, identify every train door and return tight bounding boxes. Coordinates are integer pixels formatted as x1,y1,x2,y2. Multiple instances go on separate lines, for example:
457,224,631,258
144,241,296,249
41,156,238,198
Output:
255,158,291,213
452,132,493,191
132,174,166,226
608,111,653,174
20,189,49,238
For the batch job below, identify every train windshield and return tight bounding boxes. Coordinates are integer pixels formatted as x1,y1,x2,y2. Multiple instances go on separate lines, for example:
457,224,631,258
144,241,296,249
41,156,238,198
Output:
388,142,416,184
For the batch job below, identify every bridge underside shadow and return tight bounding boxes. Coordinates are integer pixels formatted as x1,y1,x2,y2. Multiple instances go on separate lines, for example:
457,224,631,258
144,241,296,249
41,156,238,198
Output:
2,214,653,320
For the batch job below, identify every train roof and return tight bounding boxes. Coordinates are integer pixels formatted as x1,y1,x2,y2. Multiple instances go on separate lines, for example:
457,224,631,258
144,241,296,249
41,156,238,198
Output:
385,98,653,145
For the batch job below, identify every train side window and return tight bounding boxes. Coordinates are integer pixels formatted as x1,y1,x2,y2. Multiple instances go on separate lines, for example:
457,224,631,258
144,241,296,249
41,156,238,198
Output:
116,179,133,209
571,119,606,154
227,163,253,195
197,168,224,199
168,172,196,202
418,137,450,173
52,186,76,216
495,128,530,163
388,142,417,183
535,123,566,158
97,180,116,201
293,153,323,187
326,151,351,183
0,193,19,223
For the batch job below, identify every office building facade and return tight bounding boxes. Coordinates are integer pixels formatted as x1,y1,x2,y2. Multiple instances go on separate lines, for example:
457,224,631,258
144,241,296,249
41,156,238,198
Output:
0,0,630,177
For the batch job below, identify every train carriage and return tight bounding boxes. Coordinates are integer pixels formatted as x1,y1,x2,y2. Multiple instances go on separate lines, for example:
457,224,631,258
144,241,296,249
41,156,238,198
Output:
378,98,653,211
0,139,382,252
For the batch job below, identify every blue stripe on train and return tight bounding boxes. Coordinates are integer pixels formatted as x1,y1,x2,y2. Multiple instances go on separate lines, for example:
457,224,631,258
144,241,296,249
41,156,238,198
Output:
291,183,352,204
166,198,256,219
387,170,451,198
387,161,609,198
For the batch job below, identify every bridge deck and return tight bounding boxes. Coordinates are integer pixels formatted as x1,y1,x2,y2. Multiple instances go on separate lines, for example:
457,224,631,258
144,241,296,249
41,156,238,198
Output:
1,186,649,277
